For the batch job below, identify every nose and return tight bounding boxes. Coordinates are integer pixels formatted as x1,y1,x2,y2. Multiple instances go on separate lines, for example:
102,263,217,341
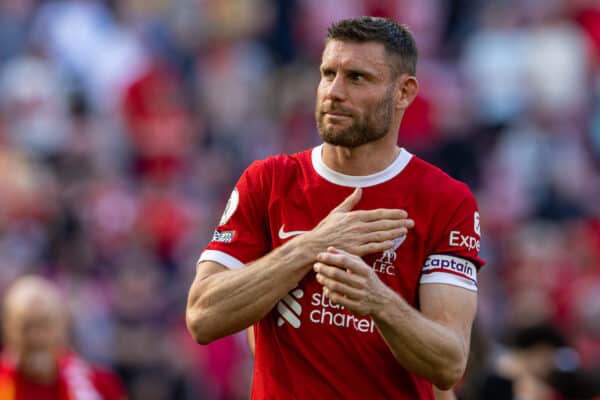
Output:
323,74,347,102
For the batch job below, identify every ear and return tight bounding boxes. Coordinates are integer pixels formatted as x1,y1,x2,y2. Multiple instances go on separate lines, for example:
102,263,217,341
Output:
395,75,419,110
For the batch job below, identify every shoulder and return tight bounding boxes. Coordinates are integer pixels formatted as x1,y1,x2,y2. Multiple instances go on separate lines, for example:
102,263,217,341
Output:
257,149,310,170
243,149,311,182
407,155,476,205
0,356,10,374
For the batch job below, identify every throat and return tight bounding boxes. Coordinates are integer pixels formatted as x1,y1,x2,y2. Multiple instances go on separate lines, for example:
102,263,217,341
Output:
322,144,401,176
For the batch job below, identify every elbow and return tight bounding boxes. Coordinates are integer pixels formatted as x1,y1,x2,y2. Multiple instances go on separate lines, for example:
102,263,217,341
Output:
433,378,458,392
430,358,467,391
186,309,217,345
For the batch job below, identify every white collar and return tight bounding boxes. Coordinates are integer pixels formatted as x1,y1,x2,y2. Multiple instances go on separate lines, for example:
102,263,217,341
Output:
310,144,412,187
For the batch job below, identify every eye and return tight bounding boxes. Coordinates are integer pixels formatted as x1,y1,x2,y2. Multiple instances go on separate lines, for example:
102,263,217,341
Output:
321,68,335,80
348,72,364,82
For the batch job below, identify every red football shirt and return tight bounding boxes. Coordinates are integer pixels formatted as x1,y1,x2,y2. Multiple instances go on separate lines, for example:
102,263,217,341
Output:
200,146,484,399
0,353,126,400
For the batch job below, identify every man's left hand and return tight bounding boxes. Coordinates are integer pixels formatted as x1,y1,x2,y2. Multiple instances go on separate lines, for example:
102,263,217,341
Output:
313,247,392,316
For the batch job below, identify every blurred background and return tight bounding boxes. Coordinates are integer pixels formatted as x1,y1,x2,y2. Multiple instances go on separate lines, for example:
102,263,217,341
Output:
0,0,599,399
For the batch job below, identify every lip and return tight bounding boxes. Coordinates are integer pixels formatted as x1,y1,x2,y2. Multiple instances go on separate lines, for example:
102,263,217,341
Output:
324,112,352,118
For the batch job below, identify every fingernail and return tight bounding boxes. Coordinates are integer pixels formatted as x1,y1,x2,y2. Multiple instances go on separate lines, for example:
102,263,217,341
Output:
313,263,320,272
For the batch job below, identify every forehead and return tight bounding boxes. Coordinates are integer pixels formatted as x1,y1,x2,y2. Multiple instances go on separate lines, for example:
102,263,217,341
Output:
7,296,62,324
321,40,390,72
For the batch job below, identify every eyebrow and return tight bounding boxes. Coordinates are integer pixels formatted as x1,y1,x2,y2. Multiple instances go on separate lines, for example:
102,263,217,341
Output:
320,63,379,77
347,67,374,76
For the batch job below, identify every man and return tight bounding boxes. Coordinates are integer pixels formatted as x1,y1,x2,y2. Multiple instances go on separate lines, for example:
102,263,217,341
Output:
187,16,484,399
0,276,126,400
469,323,573,400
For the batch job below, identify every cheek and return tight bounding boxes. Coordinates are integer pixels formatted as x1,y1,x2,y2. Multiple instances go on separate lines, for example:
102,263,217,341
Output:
5,322,23,345
316,84,327,103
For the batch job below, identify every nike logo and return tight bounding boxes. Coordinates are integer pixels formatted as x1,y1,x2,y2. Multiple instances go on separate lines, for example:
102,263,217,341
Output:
278,225,309,240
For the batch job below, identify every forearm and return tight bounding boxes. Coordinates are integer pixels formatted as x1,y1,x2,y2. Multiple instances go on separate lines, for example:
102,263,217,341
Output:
373,288,468,389
187,236,319,344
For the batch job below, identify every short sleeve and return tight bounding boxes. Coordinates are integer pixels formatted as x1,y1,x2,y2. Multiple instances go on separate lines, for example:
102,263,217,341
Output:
420,183,484,291
198,160,271,269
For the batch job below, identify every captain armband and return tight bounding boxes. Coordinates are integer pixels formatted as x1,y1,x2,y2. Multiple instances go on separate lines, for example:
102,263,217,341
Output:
420,254,478,292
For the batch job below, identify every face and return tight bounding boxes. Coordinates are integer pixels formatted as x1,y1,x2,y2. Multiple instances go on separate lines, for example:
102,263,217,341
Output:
4,298,66,378
526,345,558,378
316,40,398,148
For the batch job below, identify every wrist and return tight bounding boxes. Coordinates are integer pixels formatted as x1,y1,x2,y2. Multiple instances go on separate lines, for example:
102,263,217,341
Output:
276,232,321,273
295,231,325,259
371,284,404,323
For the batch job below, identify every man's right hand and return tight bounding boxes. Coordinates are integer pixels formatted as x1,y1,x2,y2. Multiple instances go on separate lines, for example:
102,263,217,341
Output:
301,188,414,257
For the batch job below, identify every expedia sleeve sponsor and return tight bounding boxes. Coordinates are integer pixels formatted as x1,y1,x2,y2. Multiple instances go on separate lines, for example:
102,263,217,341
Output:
428,185,486,269
420,254,478,292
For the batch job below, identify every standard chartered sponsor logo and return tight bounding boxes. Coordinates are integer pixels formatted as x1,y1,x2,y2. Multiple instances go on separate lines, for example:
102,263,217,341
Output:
276,289,304,328
276,288,375,333
309,290,375,333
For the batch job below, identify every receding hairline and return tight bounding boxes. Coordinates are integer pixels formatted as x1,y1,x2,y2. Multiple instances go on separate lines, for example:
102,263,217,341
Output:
3,275,65,320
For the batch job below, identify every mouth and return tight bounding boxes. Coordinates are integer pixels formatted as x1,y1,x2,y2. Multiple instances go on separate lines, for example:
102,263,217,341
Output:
323,111,352,120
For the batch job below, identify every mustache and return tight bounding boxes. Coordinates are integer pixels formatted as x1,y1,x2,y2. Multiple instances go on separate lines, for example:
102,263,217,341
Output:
319,103,354,116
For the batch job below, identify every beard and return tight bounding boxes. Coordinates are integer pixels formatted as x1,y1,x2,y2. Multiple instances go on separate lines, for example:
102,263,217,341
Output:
316,87,394,148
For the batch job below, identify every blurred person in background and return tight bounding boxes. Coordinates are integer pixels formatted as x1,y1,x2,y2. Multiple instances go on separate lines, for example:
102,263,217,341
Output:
458,322,599,400
464,322,598,400
0,275,126,400
187,16,483,399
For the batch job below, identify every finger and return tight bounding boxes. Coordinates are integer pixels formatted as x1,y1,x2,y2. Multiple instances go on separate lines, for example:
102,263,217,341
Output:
316,272,364,300
351,209,409,222
362,228,408,244
331,188,362,213
362,218,415,232
313,262,365,289
324,289,365,315
352,241,395,256
317,251,368,275
326,246,350,256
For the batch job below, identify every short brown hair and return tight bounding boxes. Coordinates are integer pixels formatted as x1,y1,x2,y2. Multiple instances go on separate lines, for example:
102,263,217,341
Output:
326,16,418,76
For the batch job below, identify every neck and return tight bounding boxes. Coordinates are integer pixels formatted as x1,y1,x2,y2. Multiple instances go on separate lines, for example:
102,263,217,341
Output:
7,350,60,384
321,134,401,176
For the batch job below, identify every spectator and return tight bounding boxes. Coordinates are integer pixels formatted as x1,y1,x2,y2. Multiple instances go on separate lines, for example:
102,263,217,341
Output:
0,275,126,400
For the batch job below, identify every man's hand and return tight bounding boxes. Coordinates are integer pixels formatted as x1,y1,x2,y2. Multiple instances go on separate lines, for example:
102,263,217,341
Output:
313,246,477,390
313,247,393,316
302,188,414,257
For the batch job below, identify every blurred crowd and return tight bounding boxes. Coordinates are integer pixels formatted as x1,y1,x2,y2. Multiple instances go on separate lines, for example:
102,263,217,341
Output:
0,0,599,399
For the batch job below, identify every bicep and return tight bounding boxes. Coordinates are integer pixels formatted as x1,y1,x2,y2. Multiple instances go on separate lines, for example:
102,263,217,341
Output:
419,283,477,352
195,260,229,281
187,261,230,305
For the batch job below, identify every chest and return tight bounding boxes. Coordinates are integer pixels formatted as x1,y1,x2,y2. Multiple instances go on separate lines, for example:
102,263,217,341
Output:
266,182,432,306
